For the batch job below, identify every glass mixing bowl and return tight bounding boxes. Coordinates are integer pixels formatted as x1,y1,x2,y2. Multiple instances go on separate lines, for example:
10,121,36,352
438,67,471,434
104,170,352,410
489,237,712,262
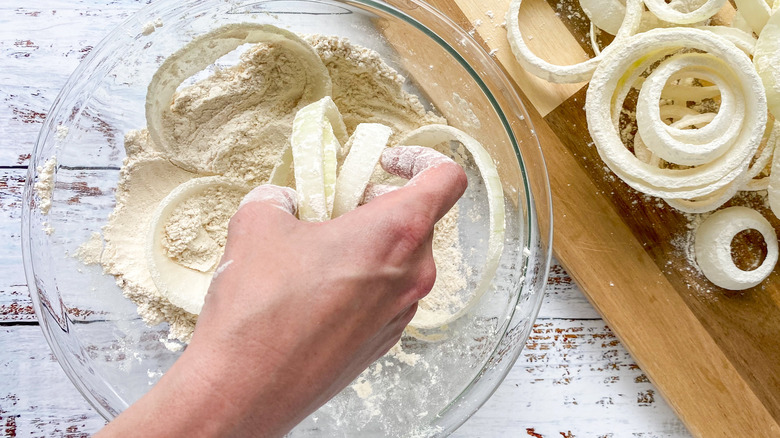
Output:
21,0,552,436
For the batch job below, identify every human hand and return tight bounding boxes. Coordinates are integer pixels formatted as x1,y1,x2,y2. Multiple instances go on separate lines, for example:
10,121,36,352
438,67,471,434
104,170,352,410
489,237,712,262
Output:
96,146,466,438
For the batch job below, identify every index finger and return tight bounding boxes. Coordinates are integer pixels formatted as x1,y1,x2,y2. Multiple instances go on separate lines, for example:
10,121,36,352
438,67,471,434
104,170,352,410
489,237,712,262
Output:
378,146,467,225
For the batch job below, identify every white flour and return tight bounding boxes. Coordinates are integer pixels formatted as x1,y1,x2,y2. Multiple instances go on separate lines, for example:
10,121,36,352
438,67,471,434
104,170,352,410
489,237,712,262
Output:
98,34,469,348
35,156,56,215
161,186,243,273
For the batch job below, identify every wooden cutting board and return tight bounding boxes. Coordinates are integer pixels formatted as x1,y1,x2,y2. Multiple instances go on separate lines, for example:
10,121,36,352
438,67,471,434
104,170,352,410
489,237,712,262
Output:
418,0,780,436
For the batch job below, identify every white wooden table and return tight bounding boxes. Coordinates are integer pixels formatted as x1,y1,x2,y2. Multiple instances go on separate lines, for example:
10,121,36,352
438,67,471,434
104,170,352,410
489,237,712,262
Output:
0,1,692,436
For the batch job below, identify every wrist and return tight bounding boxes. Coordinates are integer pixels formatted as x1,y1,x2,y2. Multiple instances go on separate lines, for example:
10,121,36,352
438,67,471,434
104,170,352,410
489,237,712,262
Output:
97,341,289,438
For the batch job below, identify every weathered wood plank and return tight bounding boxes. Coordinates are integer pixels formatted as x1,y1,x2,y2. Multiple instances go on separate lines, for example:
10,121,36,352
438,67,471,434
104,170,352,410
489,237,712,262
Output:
1,167,119,322
0,2,147,167
0,326,108,437
457,320,689,437
2,321,688,437
2,165,596,322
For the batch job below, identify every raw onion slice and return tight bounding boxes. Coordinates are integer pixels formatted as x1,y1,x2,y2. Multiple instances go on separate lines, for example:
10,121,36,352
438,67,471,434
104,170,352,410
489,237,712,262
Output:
694,206,778,290
731,11,755,34
766,121,780,218
580,0,627,35
506,0,643,83
741,119,778,191
587,28,767,199
268,146,294,187
658,120,775,211
635,53,744,166
644,0,727,24
754,10,780,120
590,23,602,56
145,23,331,171
147,176,249,315
399,125,505,329
698,26,756,56
291,96,347,222
733,0,772,35
332,123,392,218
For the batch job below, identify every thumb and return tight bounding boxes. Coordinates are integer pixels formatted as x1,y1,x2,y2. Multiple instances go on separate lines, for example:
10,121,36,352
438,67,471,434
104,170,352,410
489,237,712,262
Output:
377,146,467,226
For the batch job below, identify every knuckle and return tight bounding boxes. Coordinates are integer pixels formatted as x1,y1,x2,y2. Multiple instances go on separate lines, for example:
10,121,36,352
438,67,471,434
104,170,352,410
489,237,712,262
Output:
409,258,437,301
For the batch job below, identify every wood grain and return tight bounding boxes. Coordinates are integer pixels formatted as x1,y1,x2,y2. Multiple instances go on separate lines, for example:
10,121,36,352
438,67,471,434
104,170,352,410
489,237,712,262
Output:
455,0,587,116
437,0,780,435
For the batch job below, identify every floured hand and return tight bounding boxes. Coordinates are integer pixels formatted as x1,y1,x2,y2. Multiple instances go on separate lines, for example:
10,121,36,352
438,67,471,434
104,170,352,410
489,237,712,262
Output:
96,148,466,438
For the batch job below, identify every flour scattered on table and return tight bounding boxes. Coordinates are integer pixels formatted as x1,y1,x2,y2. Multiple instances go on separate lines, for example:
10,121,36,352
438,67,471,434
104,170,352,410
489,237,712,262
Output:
55,125,69,140
141,18,163,36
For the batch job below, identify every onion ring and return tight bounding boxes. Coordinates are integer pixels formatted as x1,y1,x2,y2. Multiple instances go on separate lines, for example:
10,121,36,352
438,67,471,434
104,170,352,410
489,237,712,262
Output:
754,10,780,120
740,119,777,191
733,0,772,35
654,120,775,210
331,123,392,218
147,176,249,315
694,206,778,290
399,125,505,329
636,53,744,166
580,0,627,35
698,26,756,56
644,0,727,24
506,0,643,83
290,96,347,222
587,28,767,199
766,122,780,218
145,23,331,172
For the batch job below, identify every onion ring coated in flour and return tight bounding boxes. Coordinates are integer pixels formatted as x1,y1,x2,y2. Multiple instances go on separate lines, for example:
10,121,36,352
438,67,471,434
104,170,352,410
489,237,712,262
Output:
635,53,744,166
147,176,250,315
146,23,331,172
586,28,767,199
643,0,727,24
290,96,347,222
505,0,643,83
754,10,780,121
694,207,778,290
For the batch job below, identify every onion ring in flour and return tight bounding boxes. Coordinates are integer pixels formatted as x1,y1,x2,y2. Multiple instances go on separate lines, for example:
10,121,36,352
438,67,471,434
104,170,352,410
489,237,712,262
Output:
754,10,780,120
147,176,250,315
399,125,505,329
290,96,347,222
145,23,331,172
331,123,392,218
